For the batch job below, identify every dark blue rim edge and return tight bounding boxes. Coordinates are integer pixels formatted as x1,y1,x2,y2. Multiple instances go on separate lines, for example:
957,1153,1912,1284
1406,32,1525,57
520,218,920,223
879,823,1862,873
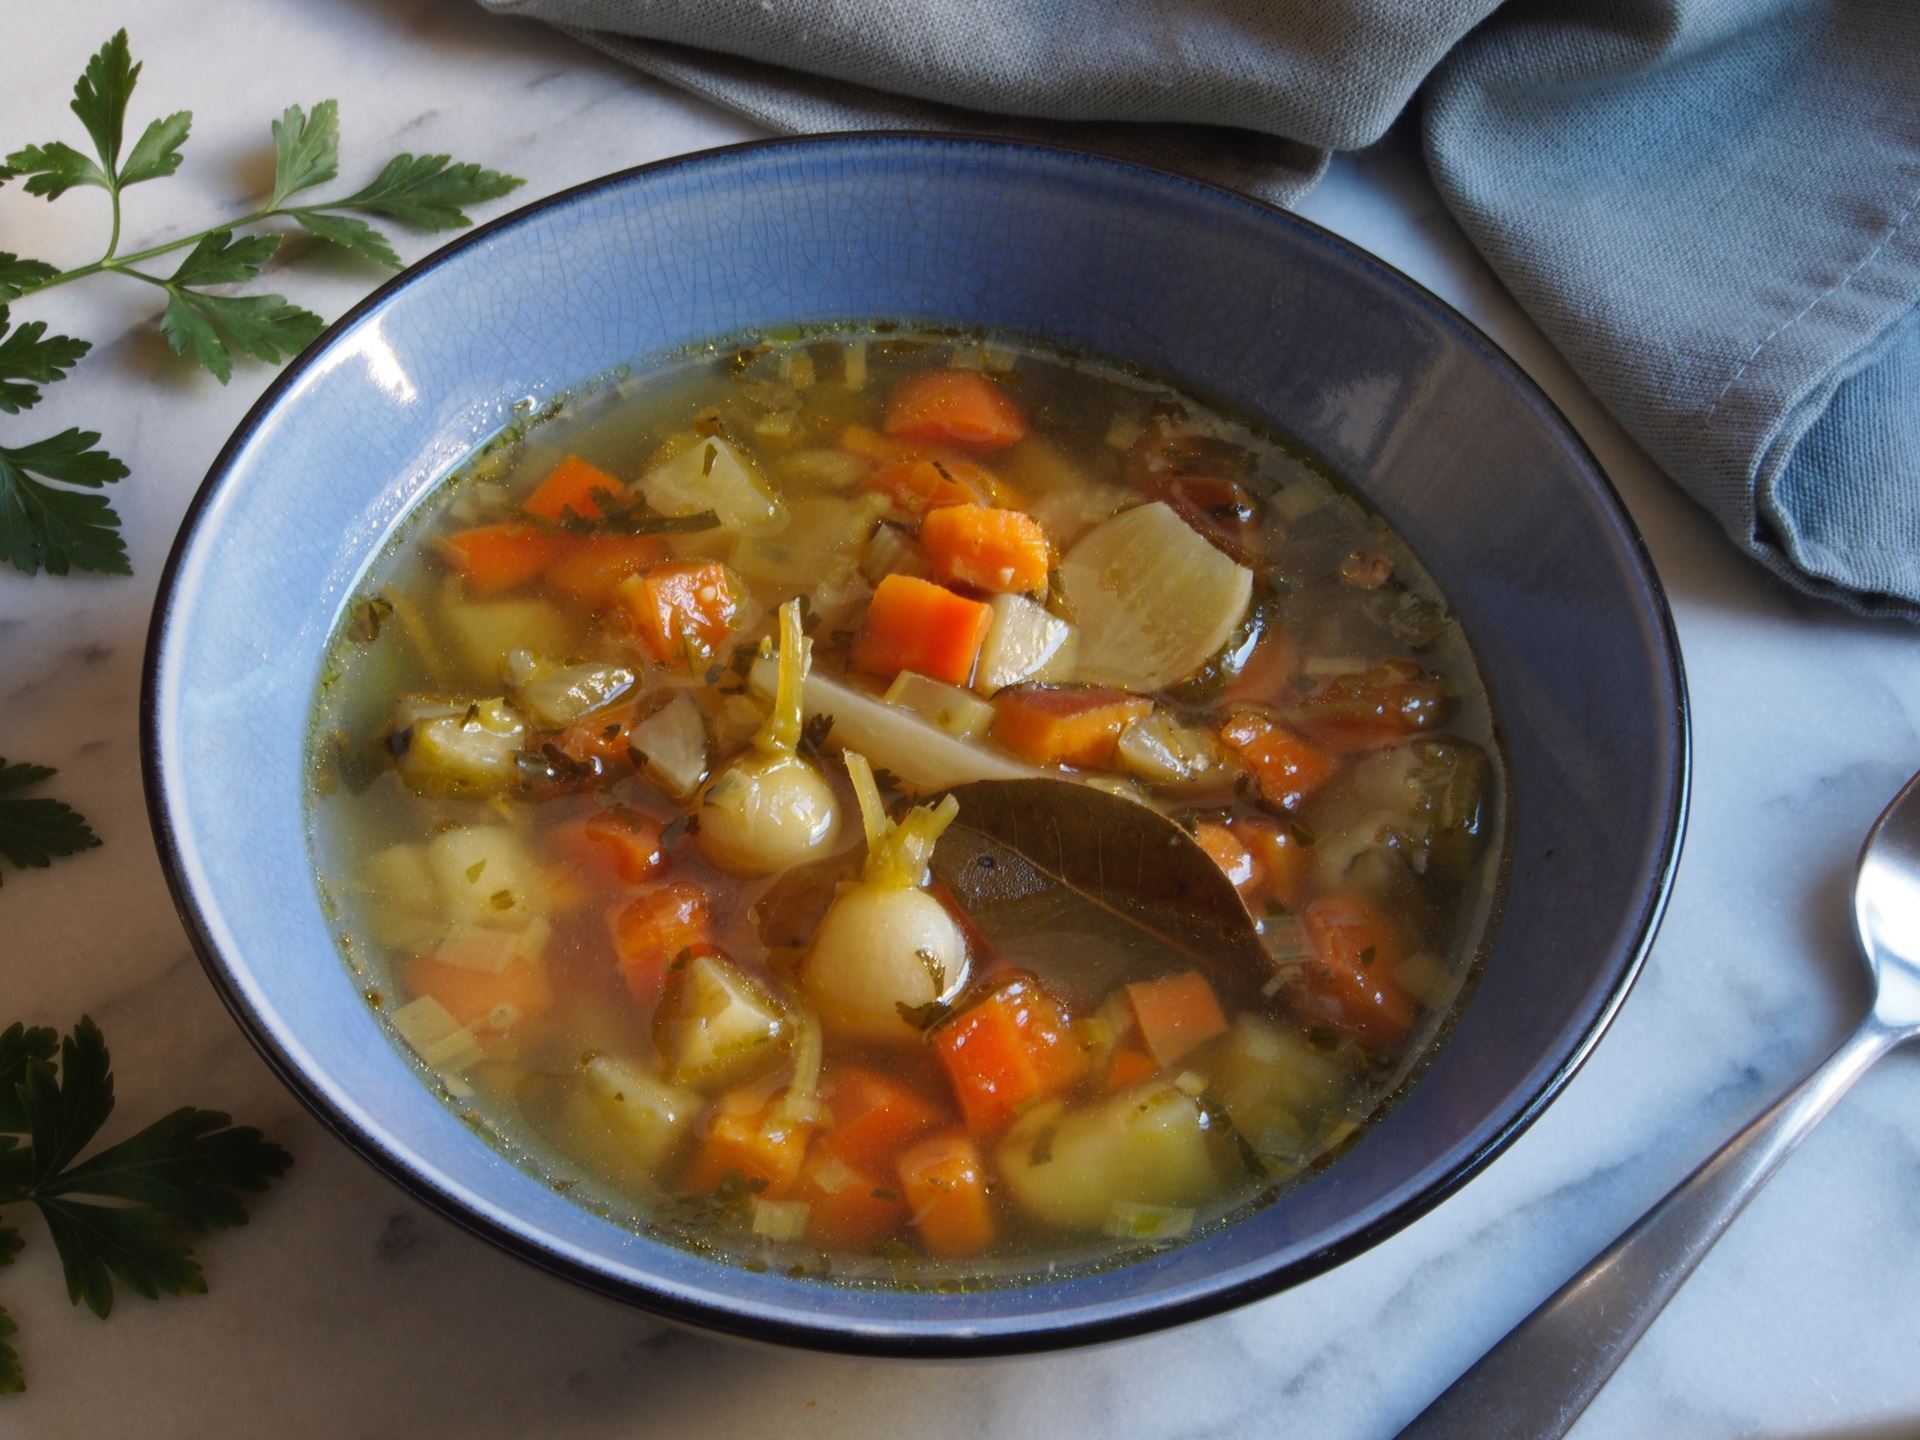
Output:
139,131,1691,1359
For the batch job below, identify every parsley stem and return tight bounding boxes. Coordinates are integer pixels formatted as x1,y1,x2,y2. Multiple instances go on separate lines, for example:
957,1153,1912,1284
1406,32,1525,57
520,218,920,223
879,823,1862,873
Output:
103,187,122,262
20,209,277,296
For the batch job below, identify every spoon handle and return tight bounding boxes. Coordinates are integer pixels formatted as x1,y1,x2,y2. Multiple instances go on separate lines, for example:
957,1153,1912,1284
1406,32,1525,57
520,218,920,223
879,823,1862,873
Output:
1397,1017,1903,1440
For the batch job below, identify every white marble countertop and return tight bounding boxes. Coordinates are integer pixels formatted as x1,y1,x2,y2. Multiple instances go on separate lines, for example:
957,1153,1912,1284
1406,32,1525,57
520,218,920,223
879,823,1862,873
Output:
4,2,1918,1436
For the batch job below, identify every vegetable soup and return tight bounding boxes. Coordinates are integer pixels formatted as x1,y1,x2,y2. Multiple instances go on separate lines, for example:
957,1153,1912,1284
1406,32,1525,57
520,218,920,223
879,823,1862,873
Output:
309,329,1503,1285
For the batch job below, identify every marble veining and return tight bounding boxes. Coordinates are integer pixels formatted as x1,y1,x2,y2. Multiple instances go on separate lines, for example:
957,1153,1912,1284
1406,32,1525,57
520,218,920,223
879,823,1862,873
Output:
3,0,1918,1435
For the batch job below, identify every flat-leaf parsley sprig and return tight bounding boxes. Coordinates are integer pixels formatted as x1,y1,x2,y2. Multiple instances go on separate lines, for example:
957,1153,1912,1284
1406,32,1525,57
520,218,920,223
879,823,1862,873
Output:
0,29,525,579
0,758,100,887
0,1018,293,1394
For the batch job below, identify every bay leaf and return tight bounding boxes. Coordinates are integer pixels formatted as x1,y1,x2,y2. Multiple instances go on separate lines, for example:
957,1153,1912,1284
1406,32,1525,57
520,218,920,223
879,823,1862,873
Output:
930,778,1268,1006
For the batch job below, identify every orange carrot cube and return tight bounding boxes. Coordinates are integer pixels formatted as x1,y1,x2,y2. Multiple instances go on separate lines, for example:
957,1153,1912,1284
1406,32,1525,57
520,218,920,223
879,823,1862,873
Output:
542,535,674,610
436,523,563,594
522,454,624,522
1124,971,1228,1067
617,561,741,667
990,685,1154,769
850,574,992,686
607,881,710,1002
816,1066,947,1172
896,1131,997,1258
884,369,1027,452
1219,712,1338,809
1192,821,1261,898
1292,891,1415,1049
861,457,988,516
683,1092,813,1200
793,1151,909,1252
920,504,1050,594
932,975,1086,1138
402,952,552,1035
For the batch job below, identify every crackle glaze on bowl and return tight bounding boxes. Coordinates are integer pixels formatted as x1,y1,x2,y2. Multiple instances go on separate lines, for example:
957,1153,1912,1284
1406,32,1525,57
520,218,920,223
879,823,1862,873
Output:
144,135,1687,1355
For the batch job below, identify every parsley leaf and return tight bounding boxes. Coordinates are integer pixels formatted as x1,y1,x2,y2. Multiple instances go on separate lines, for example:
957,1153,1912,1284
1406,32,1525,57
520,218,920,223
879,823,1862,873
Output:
0,1025,60,1132
158,287,324,385
292,211,400,269
0,27,526,585
0,1016,291,1368
269,100,339,206
0,307,91,414
119,109,192,189
68,29,138,179
19,1020,114,1181
0,254,59,304
0,432,130,576
0,759,103,883
166,229,281,288
38,1200,207,1318
155,232,323,380
332,153,524,230
0,1301,19,1396
2,141,107,200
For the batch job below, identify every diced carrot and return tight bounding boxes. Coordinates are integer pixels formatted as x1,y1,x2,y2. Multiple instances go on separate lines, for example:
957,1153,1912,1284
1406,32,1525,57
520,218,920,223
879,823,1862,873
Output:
402,952,552,1034
850,574,992,686
862,458,986,517
840,422,906,466
607,882,710,1003
616,561,742,667
550,700,638,775
896,1131,997,1258
932,975,1087,1138
436,523,563,594
542,535,674,610
1105,1046,1160,1092
522,454,624,523
1192,821,1261,898
990,685,1154,768
565,808,667,886
884,369,1027,452
794,1150,908,1251
1291,891,1416,1049
1232,818,1313,910
816,1066,947,1172
1289,660,1450,750
920,504,1050,595
683,1091,813,1200
1220,712,1338,809
1125,971,1228,1067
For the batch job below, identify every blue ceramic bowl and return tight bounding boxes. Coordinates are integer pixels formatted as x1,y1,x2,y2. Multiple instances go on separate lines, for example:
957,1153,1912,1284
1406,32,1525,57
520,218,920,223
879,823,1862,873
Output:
144,135,1687,1355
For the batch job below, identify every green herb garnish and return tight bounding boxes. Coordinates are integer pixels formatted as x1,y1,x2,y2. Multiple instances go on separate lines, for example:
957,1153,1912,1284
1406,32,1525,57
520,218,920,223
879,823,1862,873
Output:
0,759,100,887
0,30,523,579
798,711,835,758
0,1017,292,1393
346,596,393,642
895,998,954,1032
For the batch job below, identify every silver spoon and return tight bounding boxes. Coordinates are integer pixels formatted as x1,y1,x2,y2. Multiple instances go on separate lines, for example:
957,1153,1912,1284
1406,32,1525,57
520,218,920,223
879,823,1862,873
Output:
1400,768,1920,1440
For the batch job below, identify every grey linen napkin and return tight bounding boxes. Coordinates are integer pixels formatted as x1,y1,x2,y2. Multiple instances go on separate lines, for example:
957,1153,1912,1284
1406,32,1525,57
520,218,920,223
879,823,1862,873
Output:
482,0,1920,619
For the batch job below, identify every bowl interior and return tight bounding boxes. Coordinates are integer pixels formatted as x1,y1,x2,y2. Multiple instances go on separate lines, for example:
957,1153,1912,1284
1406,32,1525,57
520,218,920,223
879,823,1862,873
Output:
146,135,1685,1354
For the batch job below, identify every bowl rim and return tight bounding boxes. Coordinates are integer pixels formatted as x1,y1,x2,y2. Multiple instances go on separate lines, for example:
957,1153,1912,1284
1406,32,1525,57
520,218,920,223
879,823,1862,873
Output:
141,130,1690,1357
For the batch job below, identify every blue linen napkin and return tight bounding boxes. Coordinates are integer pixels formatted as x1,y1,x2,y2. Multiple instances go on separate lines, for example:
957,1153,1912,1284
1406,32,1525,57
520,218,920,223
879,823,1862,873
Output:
481,0,1920,619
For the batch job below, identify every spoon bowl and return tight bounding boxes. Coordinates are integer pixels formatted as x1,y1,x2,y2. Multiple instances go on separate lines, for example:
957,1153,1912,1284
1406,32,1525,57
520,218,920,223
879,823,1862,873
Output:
1403,767,1920,1439
1856,769,1920,1026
